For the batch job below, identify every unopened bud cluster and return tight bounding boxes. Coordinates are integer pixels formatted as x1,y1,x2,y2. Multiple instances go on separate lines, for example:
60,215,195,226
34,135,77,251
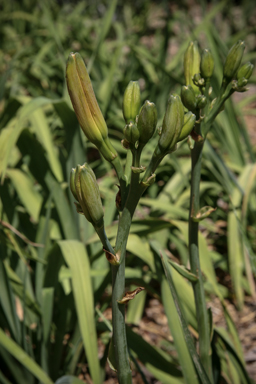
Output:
182,39,253,113
122,83,196,156
66,41,253,229
122,81,158,148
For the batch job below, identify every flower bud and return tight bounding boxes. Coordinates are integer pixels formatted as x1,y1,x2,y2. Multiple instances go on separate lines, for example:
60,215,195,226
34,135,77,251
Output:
70,168,78,201
74,164,104,229
181,85,197,111
200,49,214,79
236,78,248,88
196,95,207,109
158,95,184,152
66,52,117,162
223,40,245,81
237,62,254,81
184,41,201,94
193,73,205,87
123,81,141,123
123,122,140,144
137,100,157,144
178,112,196,142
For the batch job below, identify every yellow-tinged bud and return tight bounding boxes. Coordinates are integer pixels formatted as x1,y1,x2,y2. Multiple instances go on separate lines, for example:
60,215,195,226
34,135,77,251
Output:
123,122,140,144
137,100,157,144
66,52,117,162
158,95,184,152
237,62,254,81
223,41,245,81
200,49,214,79
123,81,141,123
184,41,201,94
178,112,196,142
73,164,104,229
181,85,196,111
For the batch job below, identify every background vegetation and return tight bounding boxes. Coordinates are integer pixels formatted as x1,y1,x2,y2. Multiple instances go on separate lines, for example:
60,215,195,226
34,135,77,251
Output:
0,0,255,383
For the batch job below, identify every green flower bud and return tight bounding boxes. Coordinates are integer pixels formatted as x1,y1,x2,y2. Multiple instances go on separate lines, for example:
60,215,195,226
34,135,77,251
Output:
66,52,117,162
181,85,197,111
137,100,157,144
178,112,196,142
123,122,140,144
193,73,205,87
200,49,214,79
158,95,184,152
70,168,78,201
237,62,254,81
184,41,201,94
74,164,104,229
123,81,141,123
236,78,248,88
223,40,245,81
196,95,207,109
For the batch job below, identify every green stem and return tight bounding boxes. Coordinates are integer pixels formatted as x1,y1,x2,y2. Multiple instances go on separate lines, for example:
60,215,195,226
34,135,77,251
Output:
112,156,128,210
111,146,144,384
96,226,115,254
96,223,132,383
142,147,164,183
189,139,213,383
124,150,133,183
203,86,234,137
111,261,132,384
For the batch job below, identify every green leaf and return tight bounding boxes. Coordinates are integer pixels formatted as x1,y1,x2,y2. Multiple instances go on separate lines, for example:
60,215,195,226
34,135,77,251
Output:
0,97,60,180
42,287,54,343
58,240,102,384
127,234,156,272
0,329,54,384
126,327,184,384
0,259,21,342
161,278,199,384
171,220,222,298
158,247,212,384
0,370,12,384
5,262,41,318
126,285,146,325
167,258,198,283
150,240,197,329
87,0,118,73
30,108,63,182
45,173,78,240
215,328,251,384
6,168,43,222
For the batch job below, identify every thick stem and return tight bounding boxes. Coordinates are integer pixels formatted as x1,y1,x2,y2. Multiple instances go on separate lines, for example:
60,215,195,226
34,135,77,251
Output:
111,261,132,384
189,140,213,383
95,224,132,383
111,147,144,384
